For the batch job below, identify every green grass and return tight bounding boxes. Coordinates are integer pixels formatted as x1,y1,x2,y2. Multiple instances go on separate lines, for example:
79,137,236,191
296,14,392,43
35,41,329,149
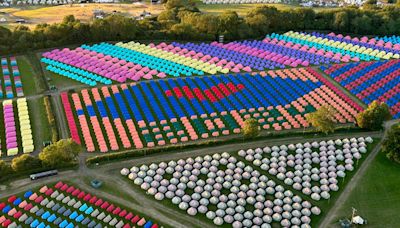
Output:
17,55,45,96
28,97,52,150
46,71,84,89
329,152,400,227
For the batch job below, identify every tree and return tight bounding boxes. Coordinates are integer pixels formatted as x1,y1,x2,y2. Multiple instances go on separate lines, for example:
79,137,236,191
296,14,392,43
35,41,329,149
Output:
39,139,82,167
0,160,13,175
245,6,280,36
164,0,199,12
351,15,373,34
306,106,337,134
364,0,377,5
356,101,392,130
333,11,349,31
170,23,198,39
11,154,42,173
242,118,260,138
218,11,241,37
382,124,400,162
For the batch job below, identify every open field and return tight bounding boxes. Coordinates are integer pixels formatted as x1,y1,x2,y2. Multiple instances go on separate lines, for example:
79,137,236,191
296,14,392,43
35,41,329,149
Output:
0,2,164,28
329,152,400,227
0,1,339,29
197,2,337,15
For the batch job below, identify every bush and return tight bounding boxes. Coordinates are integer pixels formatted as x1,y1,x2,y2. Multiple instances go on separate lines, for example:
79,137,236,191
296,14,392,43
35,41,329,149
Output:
356,101,392,130
11,154,42,172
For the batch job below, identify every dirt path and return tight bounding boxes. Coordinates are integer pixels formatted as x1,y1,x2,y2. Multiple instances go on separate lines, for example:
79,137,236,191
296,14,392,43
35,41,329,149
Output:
319,120,399,227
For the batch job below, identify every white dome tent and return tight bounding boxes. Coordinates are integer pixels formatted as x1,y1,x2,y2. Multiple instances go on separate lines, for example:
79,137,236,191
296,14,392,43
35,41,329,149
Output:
238,137,373,201
122,152,320,226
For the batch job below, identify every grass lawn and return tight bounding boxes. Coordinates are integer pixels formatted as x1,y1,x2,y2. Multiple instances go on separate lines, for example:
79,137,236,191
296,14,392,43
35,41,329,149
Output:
17,55,46,96
329,152,400,227
47,71,85,89
28,96,52,150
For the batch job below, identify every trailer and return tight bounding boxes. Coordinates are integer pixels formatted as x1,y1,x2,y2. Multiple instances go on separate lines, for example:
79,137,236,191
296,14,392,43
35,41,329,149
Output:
30,170,58,180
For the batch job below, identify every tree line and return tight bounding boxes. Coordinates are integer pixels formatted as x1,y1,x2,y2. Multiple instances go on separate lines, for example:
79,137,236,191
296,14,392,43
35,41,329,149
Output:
0,139,82,181
1,0,400,55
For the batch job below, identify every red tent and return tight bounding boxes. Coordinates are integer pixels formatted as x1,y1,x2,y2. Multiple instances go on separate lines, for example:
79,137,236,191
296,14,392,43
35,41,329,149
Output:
8,195,17,203
101,201,109,209
89,196,97,204
72,189,81,197
54,181,64,189
77,191,86,199
83,194,92,202
45,188,54,196
106,204,115,213
112,207,121,215
60,184,69,191
94,199,103,207
66,186,75,194
125,212,134,220
119,209,127,217
131,215,140,224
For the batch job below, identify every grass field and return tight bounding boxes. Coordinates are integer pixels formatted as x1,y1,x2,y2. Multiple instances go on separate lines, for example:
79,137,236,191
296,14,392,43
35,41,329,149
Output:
329,152,400,227
0,1,338,29
0,2,164,29
29,96,52,150
17,56,45,96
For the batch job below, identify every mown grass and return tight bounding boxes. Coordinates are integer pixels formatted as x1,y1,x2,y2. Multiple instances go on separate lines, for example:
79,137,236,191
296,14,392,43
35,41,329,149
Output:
17,56,44,96
28,97,52,150
329,152,400,227
46,71,84,89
